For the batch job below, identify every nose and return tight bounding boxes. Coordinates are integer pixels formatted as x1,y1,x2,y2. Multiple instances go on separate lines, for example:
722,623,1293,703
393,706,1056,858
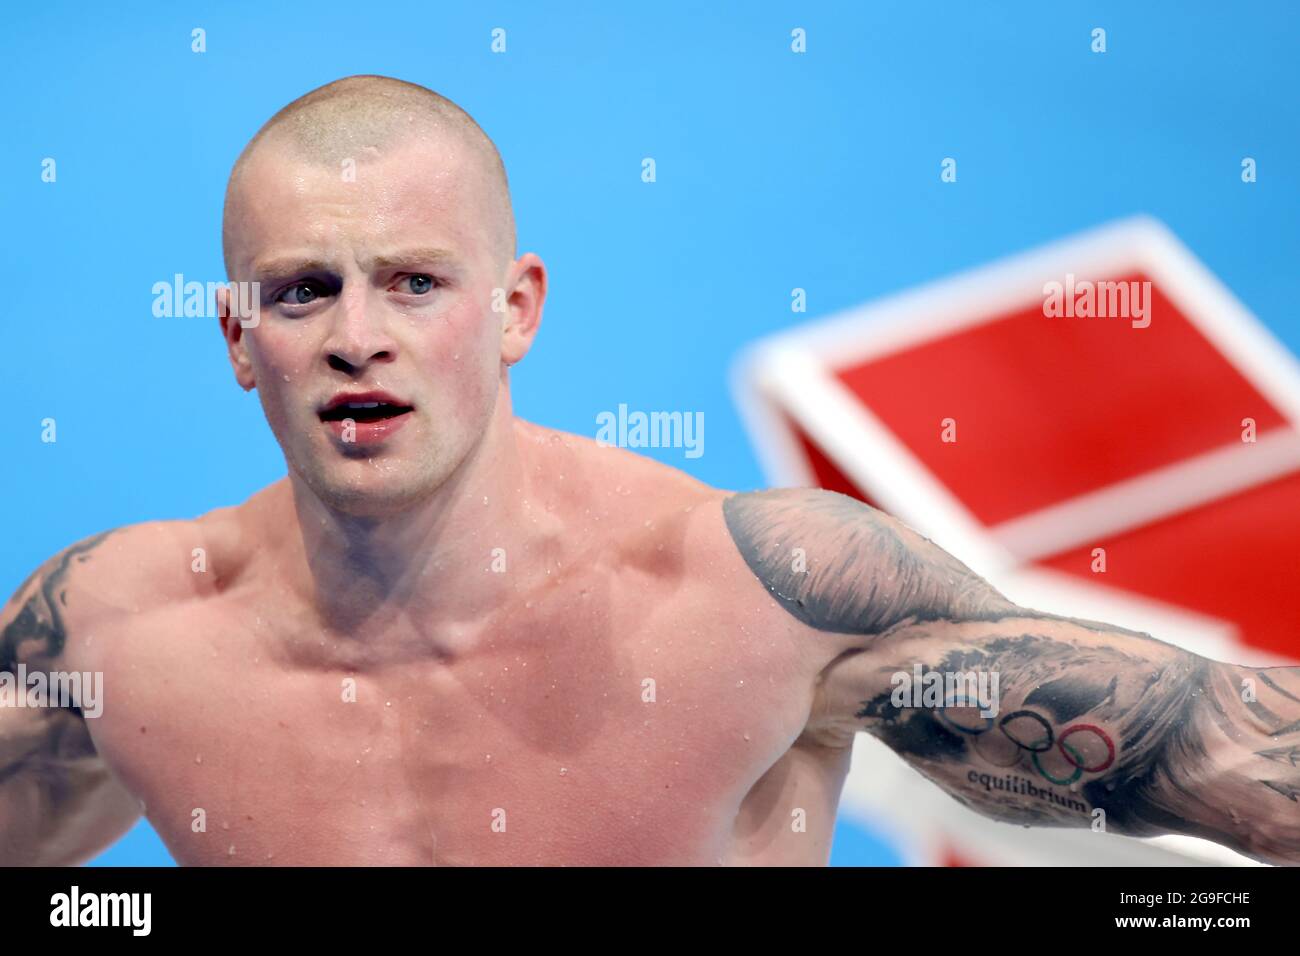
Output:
323,285,397,374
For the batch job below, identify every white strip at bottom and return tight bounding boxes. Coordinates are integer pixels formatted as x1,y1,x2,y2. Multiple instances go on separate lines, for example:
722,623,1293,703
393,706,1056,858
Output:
991,429,1300,562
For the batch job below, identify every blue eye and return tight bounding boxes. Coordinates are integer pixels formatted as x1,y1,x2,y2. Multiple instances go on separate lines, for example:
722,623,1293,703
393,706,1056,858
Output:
397,274,436,295
276,281,327,306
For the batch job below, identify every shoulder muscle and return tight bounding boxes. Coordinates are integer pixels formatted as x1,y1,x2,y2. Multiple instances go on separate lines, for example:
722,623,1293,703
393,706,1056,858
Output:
722,488,1016,638
1,529,118,671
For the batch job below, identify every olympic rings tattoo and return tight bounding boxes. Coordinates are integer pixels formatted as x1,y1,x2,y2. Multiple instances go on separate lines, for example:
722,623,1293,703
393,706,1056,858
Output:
998,710,1054,752
935,691,994,735
934,699,1117,783
1033,739,1087,785
1057,723,1116,773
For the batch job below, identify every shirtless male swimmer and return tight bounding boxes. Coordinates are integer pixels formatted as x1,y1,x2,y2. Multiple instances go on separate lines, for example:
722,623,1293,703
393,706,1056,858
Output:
3,75,1298,867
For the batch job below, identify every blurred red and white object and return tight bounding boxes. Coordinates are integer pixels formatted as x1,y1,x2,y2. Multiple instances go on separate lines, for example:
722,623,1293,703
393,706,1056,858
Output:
732,216,1300,866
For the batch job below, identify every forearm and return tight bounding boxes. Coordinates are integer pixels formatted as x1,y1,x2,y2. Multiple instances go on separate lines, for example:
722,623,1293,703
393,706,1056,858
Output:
1153,659,1299,865
856,613,1300,864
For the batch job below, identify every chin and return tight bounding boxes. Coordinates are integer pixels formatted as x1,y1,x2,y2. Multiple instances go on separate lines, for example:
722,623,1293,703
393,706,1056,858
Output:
292,456,446,517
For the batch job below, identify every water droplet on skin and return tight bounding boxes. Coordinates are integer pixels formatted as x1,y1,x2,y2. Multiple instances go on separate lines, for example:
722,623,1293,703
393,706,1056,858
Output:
559,767,568,776
485,753,493,763
228,845,236,856
194,755,203,765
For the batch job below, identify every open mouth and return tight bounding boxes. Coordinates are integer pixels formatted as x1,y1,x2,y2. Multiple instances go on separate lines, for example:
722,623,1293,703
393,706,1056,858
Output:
319,401,414,424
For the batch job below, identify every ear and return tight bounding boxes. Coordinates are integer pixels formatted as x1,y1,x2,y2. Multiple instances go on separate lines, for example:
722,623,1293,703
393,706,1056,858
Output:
499,253,547,367
217,283,257,391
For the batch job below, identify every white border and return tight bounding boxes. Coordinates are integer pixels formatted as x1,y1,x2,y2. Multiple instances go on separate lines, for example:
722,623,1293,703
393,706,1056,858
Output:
732,215,1300,563
992,429,1300,561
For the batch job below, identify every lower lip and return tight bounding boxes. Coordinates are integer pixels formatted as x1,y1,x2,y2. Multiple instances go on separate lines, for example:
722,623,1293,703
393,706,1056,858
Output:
321,410,413,444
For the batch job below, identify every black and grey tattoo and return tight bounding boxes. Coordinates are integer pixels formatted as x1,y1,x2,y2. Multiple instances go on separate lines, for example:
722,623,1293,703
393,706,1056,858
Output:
0,530,118,861
724,488,1300,865
1,530,115,671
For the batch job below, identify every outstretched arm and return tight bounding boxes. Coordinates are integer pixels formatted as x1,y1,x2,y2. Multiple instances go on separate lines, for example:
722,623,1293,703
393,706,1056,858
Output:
724,488,1300,866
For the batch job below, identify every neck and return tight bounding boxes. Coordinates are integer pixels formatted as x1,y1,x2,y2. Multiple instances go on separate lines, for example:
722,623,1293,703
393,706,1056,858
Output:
278,391,549,636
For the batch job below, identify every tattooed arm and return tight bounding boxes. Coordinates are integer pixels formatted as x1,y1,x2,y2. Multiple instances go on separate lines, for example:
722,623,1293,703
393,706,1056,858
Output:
0,532,141,865
724,488,1300,866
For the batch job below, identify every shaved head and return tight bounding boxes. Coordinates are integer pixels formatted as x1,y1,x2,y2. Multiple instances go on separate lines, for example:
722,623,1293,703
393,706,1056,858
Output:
215,73,548,520
222,75,515,279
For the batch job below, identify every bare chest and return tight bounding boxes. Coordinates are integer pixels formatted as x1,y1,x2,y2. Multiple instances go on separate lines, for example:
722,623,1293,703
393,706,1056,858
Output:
78,578,827,865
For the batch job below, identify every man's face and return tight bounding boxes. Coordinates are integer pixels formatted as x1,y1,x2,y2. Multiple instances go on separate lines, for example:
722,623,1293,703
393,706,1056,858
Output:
224,137,510,516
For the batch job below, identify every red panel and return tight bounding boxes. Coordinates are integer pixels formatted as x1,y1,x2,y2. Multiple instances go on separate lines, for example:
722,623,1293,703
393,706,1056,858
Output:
833,273,1290,526
1038,470,1300,659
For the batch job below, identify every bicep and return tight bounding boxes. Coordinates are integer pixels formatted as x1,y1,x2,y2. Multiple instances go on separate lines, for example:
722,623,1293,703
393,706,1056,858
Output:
0,534,140,864
0,701,138,865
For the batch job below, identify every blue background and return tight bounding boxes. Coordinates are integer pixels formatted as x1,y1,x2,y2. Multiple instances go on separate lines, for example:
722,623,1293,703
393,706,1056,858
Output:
2,1,1295,866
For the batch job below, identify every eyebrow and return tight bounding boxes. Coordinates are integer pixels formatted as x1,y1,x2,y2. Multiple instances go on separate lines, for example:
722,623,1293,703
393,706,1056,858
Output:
366,247,459,271
249,247,460,282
